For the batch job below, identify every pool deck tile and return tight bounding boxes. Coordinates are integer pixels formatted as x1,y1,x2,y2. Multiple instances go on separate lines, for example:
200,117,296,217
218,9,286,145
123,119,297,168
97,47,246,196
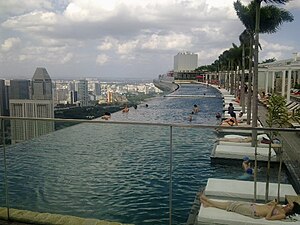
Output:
0,207,133,225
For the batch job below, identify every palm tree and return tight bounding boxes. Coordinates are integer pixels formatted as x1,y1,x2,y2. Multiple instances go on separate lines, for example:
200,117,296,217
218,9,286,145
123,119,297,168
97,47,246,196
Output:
234,0,293,142
253,0,293,140
239,29,251,114
218,50,230,89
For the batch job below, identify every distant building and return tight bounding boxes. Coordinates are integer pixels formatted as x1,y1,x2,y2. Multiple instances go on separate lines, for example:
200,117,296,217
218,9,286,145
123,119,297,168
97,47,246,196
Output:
69,90,78,105
0,80,7,116
94,82,101,96
9,79,31,99
174,52,198,72
76,79,90,106
9,99,54,144
107,91,113,103
32,67,53,100
9,67,54,144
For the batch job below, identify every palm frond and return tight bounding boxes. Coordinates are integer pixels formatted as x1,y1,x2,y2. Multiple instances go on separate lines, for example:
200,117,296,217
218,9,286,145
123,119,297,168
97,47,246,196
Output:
260,0,290,4
259,5,294,33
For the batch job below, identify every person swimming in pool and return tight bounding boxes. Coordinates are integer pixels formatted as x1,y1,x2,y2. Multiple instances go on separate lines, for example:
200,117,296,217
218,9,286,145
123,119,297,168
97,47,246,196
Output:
200,193,300,220
242,156,253,174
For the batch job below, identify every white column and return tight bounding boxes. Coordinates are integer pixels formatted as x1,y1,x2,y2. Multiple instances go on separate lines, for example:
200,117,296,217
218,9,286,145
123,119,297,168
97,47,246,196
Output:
281,70,286,97
271,71,275,93
265,71,269,93
287,69,292,102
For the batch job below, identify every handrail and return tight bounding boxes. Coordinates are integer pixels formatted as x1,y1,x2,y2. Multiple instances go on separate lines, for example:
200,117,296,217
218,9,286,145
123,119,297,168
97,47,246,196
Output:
169,126,173,225
1,119,10,220
0,116,298,133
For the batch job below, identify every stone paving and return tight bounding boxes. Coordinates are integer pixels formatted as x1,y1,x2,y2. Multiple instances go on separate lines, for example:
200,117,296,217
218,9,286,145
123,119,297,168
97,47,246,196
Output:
0,208,133,225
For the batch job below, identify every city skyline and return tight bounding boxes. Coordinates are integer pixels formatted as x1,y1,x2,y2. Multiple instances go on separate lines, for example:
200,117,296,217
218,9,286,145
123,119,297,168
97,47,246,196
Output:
1,0,300,80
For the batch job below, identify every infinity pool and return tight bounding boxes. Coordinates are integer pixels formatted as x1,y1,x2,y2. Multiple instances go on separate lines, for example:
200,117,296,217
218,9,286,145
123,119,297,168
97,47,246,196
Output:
0,84,289,225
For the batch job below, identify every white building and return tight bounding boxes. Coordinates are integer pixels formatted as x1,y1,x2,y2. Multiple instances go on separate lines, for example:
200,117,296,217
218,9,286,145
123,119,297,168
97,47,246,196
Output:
174,52,198,72
258,53,300,102
9,99,54,144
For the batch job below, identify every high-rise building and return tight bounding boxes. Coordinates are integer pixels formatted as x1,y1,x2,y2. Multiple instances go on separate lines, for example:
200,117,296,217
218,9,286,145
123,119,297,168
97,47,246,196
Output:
94,83,101,96
174,52,198,72
9,79,31,99
76,79,89,106
9,67,54,144
107,91,113,103
0,80,5,116
32,67,53,100
70,90,78,105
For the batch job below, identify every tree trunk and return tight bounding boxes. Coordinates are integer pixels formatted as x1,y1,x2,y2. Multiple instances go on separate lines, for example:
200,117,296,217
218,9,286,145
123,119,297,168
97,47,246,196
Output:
252,2,261,147
241,44,245,112
247,37,253,125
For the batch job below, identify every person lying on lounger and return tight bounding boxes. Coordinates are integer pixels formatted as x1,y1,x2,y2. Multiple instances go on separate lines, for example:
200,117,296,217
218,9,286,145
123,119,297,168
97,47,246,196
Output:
200,193,300,220
222,117,237,126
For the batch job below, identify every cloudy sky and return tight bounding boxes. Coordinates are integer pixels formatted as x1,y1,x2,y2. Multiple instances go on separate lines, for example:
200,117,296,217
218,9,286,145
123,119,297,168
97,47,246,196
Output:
1,0,300,80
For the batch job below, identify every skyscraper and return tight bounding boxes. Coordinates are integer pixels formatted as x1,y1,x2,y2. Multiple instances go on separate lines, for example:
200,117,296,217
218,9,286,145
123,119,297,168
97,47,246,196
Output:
9,79,31,99
9,67,54,144
0,80,6,116
32,67,52,100
76,79,90,106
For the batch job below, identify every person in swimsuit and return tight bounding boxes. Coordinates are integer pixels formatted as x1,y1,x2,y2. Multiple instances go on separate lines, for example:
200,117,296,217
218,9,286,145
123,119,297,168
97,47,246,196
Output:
242,156,253,174
223,117,237,126
200,193,300,220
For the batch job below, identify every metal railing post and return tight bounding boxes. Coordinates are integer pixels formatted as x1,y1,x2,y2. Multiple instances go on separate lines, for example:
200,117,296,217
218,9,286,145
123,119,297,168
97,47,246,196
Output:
169,125,173,225
277,139,283,202
265,131,272,202
254,139,257,203
2,119,10,220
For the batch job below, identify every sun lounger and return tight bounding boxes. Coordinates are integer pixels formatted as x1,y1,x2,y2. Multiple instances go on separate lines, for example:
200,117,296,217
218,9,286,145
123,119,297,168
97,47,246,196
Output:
211,144,277,162
287,102,298,110
198,199,300,225
218,141,272,147
205,178,297,202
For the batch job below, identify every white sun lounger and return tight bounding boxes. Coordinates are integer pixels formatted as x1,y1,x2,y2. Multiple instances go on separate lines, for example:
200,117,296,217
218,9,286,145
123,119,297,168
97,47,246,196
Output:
205,178,297,202
197,199,300,225
223,134,269,140
218,141,272,148
211,144,277,162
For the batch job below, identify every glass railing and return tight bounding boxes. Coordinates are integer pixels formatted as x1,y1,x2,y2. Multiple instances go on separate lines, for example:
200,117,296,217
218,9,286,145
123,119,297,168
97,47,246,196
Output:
0,116,299,225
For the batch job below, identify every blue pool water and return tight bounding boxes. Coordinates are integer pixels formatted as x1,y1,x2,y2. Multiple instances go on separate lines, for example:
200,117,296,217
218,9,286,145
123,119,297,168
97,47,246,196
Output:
0,84,288,225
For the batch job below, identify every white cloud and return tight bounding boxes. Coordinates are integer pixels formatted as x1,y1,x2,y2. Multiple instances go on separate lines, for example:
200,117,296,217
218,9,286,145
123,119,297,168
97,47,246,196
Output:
2,11,58,32
1,37,21,52
141,33,192,50
0,0,299,79
61,53,74,64
97,38,115,51
260,39,294,52
96,54,109,65
117,40,138,55
0,0,52,16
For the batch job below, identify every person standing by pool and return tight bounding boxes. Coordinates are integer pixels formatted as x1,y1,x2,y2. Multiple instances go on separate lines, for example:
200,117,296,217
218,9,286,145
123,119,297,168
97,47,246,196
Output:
228,103,238,125
228,103,234,115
